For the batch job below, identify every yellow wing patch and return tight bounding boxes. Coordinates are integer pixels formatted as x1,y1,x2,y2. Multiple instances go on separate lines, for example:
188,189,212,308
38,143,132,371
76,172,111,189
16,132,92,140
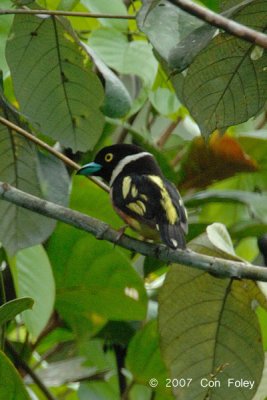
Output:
127,200,146,216
122,176,132,199
131,184,138,198
148,175,178,224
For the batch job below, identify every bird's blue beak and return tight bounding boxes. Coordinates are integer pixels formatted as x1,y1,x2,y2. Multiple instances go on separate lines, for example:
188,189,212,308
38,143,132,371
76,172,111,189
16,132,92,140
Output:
77,162,102,176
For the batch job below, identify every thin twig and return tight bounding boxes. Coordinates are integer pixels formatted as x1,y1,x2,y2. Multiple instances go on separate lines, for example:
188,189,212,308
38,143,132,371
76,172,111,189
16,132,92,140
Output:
1,181,267,282
157,117,181,149
168,0,267,49
0,116,109,193
0,9,135,19
6,341,57,400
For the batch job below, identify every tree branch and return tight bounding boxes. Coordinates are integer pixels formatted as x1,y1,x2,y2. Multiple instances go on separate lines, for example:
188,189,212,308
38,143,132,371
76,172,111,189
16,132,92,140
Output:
0,9,135,19
1,181,267,282
168,0,267,49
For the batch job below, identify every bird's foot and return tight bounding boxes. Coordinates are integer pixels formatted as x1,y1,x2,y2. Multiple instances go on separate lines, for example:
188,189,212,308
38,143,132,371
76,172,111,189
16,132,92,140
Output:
113,225,129,246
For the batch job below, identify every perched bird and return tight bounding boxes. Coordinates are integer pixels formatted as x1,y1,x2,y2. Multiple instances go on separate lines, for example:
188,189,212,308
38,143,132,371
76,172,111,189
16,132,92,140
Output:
77,144,188,249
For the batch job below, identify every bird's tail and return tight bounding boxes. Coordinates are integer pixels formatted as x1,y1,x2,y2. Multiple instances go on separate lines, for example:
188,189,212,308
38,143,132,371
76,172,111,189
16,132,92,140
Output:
158,220,186,250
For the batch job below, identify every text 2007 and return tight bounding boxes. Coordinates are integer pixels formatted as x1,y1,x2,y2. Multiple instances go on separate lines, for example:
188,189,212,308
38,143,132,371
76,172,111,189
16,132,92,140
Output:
166,378,192,388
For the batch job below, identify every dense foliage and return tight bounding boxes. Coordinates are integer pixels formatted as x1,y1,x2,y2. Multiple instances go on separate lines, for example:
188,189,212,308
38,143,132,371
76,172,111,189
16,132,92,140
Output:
0,0,267,399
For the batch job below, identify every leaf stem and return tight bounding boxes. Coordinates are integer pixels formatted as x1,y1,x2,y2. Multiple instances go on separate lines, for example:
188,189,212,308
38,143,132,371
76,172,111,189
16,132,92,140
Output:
0,9,135,19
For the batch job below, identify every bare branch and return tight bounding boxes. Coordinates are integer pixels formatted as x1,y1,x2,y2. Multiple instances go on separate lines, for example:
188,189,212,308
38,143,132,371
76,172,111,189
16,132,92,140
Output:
1,181,267,282
0,9,135,19
168,0,267,49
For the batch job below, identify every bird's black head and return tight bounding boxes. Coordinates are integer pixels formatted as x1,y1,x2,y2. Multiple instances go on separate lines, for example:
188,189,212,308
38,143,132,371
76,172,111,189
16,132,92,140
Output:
77,144,147,183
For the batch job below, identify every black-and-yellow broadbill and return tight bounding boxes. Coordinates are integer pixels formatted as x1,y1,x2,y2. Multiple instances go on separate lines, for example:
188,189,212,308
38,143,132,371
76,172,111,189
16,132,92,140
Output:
77,144,188,249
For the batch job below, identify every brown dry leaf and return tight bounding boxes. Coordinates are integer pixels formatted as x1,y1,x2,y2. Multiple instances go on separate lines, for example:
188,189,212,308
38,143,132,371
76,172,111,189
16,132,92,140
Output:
180,132,258,190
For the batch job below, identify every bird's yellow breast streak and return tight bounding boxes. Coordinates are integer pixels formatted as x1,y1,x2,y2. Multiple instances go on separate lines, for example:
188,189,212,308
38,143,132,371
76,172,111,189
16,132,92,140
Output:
148,175,178,224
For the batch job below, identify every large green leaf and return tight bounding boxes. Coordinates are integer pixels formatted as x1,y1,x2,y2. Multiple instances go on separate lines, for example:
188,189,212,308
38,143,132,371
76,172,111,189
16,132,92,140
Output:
137,0,185,62
182,0,267,137
36,150,70,206
6,13,104,152
89,28,158,87
10,245,55,338
0,297,34,326
137,0,211,71
55,235,147,334
0,350,30,400
0,94,70,254
159,224,264,399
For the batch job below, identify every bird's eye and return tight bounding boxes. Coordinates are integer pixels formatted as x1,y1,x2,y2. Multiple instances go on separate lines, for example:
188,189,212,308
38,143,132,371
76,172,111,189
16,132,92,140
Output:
105,153,113,162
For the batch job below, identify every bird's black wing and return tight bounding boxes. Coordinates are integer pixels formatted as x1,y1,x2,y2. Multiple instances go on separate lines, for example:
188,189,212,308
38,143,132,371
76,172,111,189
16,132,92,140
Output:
158,178,188,249
112,174,161,226
112,174,187,249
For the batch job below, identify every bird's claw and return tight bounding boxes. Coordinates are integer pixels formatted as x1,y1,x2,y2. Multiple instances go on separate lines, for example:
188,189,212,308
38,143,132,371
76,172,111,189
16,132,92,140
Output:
112,225,129,247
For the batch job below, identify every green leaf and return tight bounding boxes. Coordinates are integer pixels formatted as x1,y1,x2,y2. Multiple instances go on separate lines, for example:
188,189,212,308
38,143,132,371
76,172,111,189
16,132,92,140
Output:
158,224,264,399
182,1,267,137
149,88,180,117
82,0,128,31
0,94,69,254
10,245,55,338
0,350,31,400
89,28,158,87
137,0,212,72
126,320,172,396
168,23,216,73
36,150,70,206
85,45,132,118
0,297,34,326
6,14,104,152
192,222,240,260
55,235,147,334
137,0,180,62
